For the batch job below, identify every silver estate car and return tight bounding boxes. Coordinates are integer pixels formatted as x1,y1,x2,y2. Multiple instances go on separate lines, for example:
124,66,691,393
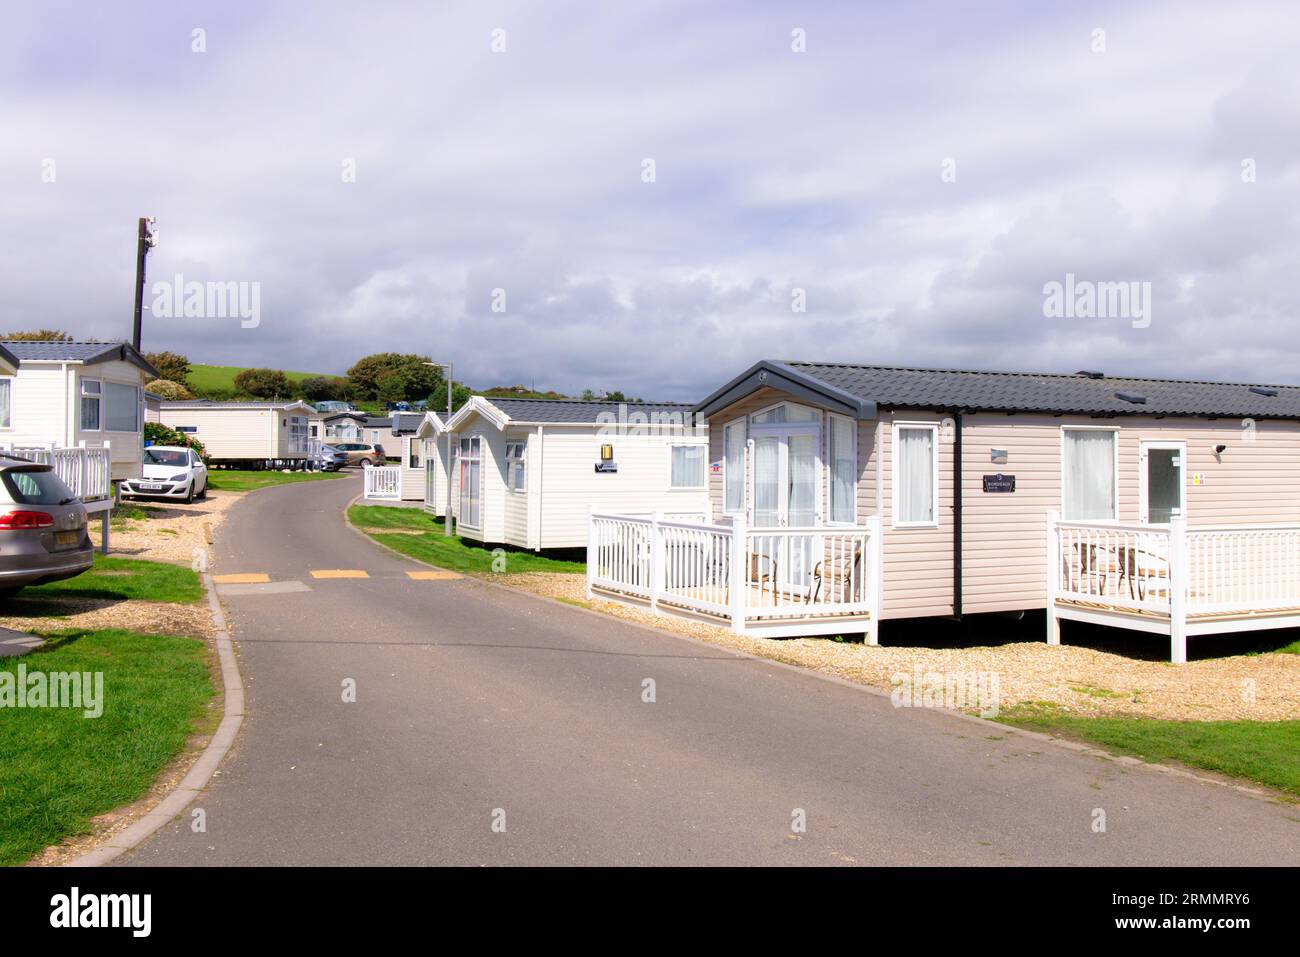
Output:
0,455,93,598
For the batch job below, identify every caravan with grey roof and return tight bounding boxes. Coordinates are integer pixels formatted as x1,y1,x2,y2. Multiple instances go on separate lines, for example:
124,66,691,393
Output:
588,359,1300,662
384,396,709,550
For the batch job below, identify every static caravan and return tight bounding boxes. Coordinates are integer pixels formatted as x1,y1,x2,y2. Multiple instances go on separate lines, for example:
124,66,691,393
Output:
0,340,155,485
414,411,450,510
441,397,708,550
159,399,316,468
588,360,1300,662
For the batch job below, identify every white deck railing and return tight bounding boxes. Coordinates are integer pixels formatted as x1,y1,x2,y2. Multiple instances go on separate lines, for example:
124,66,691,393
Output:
0,442,112,502
588,511,881,640
363,464,402,500
1048,511,1300,662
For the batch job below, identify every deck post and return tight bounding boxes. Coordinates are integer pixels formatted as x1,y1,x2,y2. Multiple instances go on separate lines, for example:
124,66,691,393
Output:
1169,516,1188,664
585,506,596,600
649,511,662,612
730,514,747,634
1045,510,1060,646
866,515,882,645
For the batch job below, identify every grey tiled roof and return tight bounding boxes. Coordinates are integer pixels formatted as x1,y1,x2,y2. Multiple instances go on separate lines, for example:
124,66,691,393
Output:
487,397,695,424
0,340,158,377
784,362,1300,419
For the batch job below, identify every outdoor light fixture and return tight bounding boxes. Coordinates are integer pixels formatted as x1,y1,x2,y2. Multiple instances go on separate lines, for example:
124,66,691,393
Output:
595,443,617,473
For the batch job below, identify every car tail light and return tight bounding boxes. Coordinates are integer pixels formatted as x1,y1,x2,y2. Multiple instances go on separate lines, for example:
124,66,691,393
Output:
0,510,55,530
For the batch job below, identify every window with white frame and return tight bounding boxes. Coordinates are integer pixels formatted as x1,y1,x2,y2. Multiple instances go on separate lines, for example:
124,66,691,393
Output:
892,423,938,527
829,414,856,523
80,379,102,431
723,418,744,513
750,401,819,424
505,441,526,492
669,444,705,489
1062,428,1117,520
409,438,421,469
459,436,482,527
0,378,11,429
106,382,140,432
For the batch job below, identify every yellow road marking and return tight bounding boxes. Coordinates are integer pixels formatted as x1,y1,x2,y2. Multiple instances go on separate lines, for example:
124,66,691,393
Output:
213,573,270,584
406,570,463,581
310,569,370,579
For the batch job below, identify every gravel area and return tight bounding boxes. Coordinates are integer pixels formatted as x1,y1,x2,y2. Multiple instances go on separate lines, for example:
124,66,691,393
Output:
89,490,243,565
504,572,1300,722
0,595,211,639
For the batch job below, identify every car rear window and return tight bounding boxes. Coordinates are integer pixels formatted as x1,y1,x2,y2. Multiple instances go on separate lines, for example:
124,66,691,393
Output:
145,449,189,466
2,467,76,505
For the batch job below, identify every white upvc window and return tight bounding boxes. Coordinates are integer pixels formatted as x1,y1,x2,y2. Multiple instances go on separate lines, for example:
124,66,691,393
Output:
80,378,102,431
1062,427,1119,521
669,444,706,490
750,400,820,424
723,417,745,513
0,378,11,429
892,422,939,528
828,414,857,524
458,435,482,528
409,437,421,469
106,382,141,432
505,441,526,492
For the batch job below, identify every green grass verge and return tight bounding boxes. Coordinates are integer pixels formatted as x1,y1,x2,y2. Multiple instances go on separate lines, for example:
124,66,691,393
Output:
20,555,202,605
998,704,1300,798
348,505,585,575
206,469,347,493
0,628,215,866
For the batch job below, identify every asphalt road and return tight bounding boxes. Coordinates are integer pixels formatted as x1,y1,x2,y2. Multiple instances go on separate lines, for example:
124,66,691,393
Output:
121,475,1300,865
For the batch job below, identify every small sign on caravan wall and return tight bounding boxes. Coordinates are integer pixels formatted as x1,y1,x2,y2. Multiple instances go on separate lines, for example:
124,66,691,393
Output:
982,473,1016,493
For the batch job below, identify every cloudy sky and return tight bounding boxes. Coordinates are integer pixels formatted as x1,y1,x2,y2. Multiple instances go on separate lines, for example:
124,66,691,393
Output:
3,1,1298,399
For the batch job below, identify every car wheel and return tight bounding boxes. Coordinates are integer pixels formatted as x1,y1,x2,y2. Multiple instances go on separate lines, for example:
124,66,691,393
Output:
359,458,371,466
184,481,195,504
197,479,207,500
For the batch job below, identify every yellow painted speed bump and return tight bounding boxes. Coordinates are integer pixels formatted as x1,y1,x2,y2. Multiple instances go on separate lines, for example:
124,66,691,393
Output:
407,570,462,581
213,573,271,584
310,569,370,579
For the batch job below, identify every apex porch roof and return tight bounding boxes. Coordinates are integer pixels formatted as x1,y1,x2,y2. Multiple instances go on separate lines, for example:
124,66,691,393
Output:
691,360,1300,421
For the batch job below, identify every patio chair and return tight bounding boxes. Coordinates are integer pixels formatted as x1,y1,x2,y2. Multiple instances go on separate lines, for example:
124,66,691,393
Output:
1116,546,1168,601
808,543,863,605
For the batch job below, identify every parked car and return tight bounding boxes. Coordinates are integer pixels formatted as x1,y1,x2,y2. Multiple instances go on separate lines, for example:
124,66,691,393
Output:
122,445,208,503
0,455,93,598
315,444,348,472
332,442,386,466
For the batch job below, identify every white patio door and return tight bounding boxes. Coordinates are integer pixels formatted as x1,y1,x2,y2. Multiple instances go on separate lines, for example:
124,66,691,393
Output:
1140,441,1185,525
749,427,820,590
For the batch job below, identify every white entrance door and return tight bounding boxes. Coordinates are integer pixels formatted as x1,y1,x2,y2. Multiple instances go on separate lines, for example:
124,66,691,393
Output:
749,427,820,591
1140,441,1185,524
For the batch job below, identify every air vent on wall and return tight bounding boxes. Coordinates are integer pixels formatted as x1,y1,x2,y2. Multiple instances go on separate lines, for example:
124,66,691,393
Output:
1250,386,1279,397
1115,391,1147,404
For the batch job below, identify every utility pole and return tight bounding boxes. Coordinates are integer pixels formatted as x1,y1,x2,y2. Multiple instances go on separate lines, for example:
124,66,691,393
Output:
131,217,157,351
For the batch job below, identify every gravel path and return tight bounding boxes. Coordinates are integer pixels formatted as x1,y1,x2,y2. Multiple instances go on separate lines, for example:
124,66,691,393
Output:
505,572,1300,721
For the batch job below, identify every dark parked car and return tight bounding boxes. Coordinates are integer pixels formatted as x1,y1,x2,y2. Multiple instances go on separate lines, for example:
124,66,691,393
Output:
0,455,93,598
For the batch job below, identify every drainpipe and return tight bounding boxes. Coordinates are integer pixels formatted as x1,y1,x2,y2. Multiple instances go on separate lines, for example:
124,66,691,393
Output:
952,408,964,620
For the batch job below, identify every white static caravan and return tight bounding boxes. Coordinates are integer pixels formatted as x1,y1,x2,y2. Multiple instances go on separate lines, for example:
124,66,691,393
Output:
589,359,1300,661
414,411,450,511
0,340,156,485
158,399,315,467
439,397,708,550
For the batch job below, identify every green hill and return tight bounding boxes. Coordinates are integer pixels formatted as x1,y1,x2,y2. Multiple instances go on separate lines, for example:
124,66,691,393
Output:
186,364,336,395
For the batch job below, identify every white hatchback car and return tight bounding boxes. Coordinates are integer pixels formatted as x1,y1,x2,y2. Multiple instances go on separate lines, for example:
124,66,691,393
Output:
122,445,209,503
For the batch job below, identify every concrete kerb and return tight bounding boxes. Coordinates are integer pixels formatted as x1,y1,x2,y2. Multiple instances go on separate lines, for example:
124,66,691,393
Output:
64,570,246,867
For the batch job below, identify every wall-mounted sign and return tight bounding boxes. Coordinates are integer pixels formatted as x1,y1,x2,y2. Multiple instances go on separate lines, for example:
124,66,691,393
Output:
982,473,1016,493
596,442,617,472
594,462,618,473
